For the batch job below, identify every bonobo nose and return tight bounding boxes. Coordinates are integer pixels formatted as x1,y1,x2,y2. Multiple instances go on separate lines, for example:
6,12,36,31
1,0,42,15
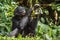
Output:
22,11,26,15
23,10,26,13
22,13,26,15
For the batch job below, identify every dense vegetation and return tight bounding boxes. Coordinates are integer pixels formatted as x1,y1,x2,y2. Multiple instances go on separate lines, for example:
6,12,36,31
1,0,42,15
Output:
0,0,60,40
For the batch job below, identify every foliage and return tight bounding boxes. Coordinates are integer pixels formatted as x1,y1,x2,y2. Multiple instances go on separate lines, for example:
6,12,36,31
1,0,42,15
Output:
0,1,18,35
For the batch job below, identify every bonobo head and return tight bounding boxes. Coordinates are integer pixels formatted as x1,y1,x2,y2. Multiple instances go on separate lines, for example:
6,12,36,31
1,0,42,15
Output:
14,6,26,16
33,4,41,15
34,4,40,10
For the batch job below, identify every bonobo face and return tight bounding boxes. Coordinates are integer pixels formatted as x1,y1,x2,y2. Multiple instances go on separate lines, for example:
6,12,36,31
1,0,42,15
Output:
34,4,40,10
14,6,26,16
34,4,41,15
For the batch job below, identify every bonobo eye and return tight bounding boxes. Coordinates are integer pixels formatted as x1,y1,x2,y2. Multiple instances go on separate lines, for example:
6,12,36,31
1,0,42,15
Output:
19,10,26,13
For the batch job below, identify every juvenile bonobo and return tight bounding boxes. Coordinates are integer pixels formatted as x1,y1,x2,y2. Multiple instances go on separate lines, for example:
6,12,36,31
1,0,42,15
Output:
26,4,41,36
8,5,34,37
8,6,29,37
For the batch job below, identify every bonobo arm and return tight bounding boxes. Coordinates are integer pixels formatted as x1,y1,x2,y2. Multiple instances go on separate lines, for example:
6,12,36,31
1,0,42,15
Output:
19,16,29,29
8,28,19,37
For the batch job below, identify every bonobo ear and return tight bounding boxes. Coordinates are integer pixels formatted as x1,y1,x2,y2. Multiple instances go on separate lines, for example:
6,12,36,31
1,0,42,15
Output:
34,4,40,10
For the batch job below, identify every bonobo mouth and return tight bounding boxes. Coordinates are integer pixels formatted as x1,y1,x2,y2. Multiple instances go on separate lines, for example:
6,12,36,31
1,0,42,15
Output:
20,10,26,16
22,13,26,16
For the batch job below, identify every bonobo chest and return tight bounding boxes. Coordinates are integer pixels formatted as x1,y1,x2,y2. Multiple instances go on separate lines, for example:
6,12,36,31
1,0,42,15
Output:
12,17,22,26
